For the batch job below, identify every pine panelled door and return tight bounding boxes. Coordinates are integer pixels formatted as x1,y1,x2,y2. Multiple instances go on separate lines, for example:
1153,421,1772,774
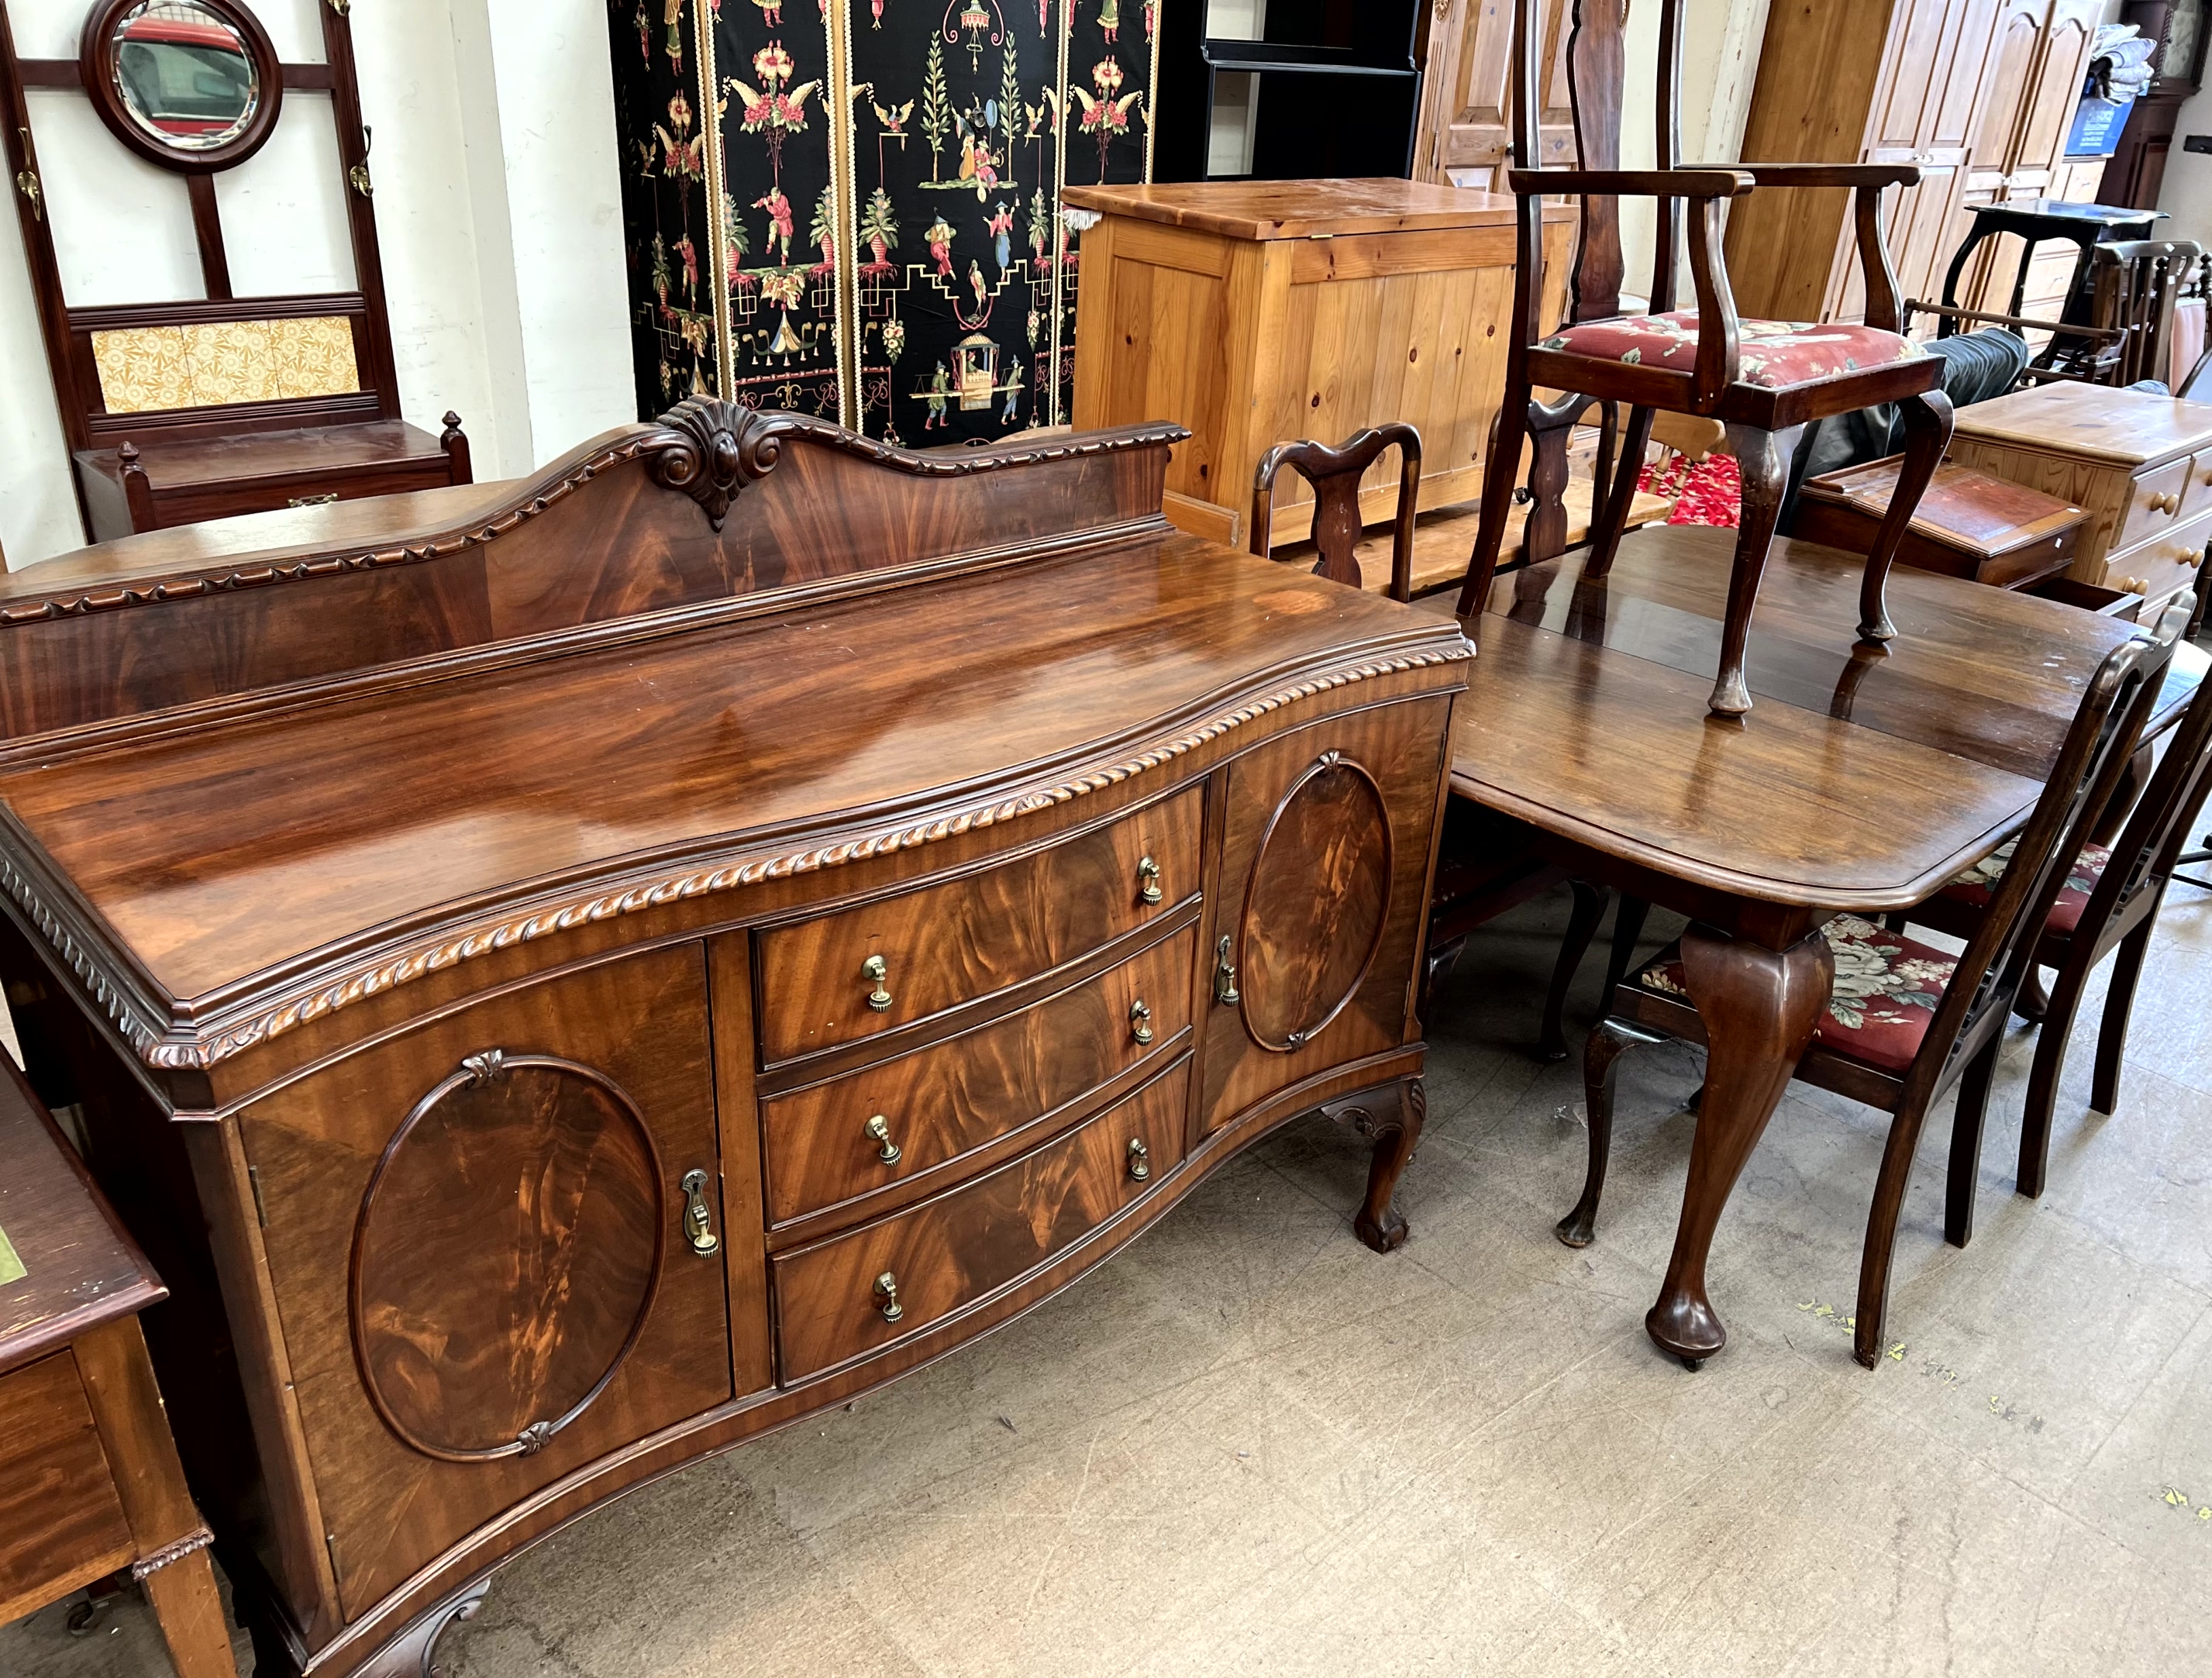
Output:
606,0,1160,443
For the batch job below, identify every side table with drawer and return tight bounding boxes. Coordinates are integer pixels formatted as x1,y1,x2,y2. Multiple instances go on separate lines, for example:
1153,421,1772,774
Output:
1943,382,2212,623
0,1057,239,1677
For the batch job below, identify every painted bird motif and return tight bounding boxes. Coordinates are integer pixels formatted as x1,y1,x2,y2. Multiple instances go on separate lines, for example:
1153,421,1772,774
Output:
873,96,913,133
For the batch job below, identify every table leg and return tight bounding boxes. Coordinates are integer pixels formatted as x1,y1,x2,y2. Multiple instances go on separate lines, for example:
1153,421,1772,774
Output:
1648,924,1832,1364
73,1318,241,1678
143,1548,239,1678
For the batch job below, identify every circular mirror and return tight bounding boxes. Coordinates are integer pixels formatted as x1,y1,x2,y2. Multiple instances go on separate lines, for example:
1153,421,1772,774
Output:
81,0,282,171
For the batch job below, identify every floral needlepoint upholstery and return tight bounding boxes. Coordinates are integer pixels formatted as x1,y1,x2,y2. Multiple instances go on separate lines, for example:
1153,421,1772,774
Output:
1938,838,2111,935
1540,311,1925,390
1637,914,1958,1075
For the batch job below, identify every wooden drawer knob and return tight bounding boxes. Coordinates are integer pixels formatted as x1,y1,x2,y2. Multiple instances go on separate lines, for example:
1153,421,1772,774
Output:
2124,577,2150,594
861,953,891,1011
873,1271,903,1321
863,1113,901,1164
2155,492,2182,515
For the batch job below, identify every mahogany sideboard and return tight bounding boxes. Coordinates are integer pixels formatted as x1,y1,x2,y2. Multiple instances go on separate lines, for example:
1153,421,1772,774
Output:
0,405,1467,1676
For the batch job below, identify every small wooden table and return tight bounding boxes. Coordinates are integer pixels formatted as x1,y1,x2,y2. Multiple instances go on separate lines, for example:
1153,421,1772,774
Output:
1451,524,2144,1362
1064,177,1573,547
0,1060,237,1676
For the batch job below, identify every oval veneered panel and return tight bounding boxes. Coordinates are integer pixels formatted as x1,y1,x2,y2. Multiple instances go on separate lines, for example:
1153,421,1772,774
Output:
352,1056,663,1461
1237,756,1392,1051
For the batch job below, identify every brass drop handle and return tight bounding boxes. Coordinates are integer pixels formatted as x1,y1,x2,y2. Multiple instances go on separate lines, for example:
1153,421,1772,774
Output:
1214,934,1241,1006
863,1113,902,1164
1126,1137,1152,1181
874,1270,904,1321
862,953,892,1011
1129,999,1154,1044
1136,856,1163,904
680,1170,720,1257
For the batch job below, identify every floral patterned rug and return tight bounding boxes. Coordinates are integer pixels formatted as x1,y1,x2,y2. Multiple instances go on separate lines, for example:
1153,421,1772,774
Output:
1638,451,1742,528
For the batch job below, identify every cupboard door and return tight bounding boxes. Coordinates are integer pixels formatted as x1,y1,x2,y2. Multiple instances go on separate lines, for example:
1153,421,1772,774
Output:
1974,0,2052,170
1200,698,1450,1135
2015,1,2103,174
1419,0,1573,185
243,946,732,1619
1869,0,1956,149
1924,0,2006,150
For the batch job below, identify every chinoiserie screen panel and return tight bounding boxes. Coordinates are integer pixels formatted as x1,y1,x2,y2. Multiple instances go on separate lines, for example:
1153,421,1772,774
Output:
606,0,1159,442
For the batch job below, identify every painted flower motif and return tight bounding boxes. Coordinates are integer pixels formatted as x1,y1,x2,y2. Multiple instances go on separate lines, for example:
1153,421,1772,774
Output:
1094,57,1123,95
754,43,794,83
667,91,692,133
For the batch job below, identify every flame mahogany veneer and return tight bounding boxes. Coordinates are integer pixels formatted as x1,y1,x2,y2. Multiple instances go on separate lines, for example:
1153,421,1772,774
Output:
0,403,1467,1676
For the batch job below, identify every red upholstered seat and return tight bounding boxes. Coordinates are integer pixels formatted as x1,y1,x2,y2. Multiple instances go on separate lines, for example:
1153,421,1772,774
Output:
1540,310,1927,390
1636,913,1958,1076
1937,838,2111,936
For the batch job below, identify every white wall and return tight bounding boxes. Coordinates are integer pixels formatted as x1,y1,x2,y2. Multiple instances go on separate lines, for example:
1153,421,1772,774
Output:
1617,0,1773,308
0,0,635,567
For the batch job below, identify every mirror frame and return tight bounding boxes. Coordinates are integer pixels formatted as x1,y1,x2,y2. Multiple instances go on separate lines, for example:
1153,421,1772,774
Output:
79,0,283,173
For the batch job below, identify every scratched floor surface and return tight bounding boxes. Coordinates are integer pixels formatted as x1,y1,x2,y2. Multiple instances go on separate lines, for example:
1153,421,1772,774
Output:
8,880,2212,1677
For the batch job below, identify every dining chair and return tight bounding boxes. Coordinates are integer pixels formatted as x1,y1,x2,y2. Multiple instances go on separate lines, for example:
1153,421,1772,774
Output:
1252,427,1602,1060
1562,625,2177,1368
1906,658,2212,1210
1252,424,1421,596
1453,0,1952,719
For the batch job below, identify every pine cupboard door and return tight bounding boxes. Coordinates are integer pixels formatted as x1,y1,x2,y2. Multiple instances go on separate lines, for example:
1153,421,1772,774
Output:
1418,0,1574,188
1199,697,1452,1135
239,945,732,1619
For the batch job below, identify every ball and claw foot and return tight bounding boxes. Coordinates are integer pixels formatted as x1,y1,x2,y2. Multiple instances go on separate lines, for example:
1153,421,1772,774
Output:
1356,1207,1409,1253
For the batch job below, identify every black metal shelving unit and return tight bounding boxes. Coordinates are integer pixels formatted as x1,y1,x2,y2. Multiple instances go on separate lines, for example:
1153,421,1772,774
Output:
1152,0,1425,183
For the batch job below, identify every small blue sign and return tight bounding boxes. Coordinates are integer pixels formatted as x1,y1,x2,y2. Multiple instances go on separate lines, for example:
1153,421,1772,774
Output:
2066,91,2138,159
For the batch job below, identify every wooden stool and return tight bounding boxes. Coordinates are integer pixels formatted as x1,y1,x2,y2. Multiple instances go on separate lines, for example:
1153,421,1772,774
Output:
0,1058,238,1677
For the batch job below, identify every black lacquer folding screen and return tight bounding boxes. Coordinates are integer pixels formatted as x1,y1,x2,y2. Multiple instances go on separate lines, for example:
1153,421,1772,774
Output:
608,0,1158,443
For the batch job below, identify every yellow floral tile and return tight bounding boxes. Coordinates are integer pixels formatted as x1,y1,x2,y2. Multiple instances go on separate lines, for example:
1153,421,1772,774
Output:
183,319,281,405
267,315,360,399
91,325,197,415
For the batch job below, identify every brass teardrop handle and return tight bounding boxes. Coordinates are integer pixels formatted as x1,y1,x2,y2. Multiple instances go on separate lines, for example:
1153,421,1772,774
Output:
1126,1137,1151,1181
862,954,892,1011
1137,856,1163,904
1129,999,1154,1044
1214,934,1241,1006
863,1113,902,1164
874,1270,904,1321
680,1170,720,1257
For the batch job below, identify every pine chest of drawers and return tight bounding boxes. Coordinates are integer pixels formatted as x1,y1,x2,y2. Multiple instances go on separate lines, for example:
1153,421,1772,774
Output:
0,405,1467,1676
1944,382,2212,623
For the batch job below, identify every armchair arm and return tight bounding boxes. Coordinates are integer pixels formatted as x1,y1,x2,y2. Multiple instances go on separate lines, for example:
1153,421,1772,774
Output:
1721,161,1917,332
1506,167,1755,199
1727,162,1923,188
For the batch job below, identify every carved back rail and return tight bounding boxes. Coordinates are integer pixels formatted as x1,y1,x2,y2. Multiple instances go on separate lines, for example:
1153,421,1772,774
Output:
0,405,1185,749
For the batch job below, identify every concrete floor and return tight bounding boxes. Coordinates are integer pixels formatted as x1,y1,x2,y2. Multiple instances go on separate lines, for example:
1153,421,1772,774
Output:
9,883,2212,1677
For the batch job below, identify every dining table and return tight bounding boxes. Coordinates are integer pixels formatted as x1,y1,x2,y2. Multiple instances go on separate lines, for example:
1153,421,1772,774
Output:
1435,522,2191,1365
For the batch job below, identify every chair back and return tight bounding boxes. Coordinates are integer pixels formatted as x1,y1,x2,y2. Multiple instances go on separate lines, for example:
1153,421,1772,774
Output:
2088,240,2207,388
2083,657,2212,944
1899,623,2180,1111
1511,0,1683,327
1250,426,1423,601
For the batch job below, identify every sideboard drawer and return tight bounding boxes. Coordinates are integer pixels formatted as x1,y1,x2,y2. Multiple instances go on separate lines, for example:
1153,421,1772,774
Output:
755,786,1202,1065
760,925,1196,1228
772,1057,1188,1382
2099,505,2212,605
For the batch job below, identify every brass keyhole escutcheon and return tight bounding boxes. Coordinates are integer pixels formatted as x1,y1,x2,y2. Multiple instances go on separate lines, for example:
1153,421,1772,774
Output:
1126,1137,1151,1181
864,1113,902,1164
1214,934,1241,1006
1137,856,1163,904
862,954,892,1011
680,1169,720,1257
874,1271,904,1321
1129,1000,1154,1045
